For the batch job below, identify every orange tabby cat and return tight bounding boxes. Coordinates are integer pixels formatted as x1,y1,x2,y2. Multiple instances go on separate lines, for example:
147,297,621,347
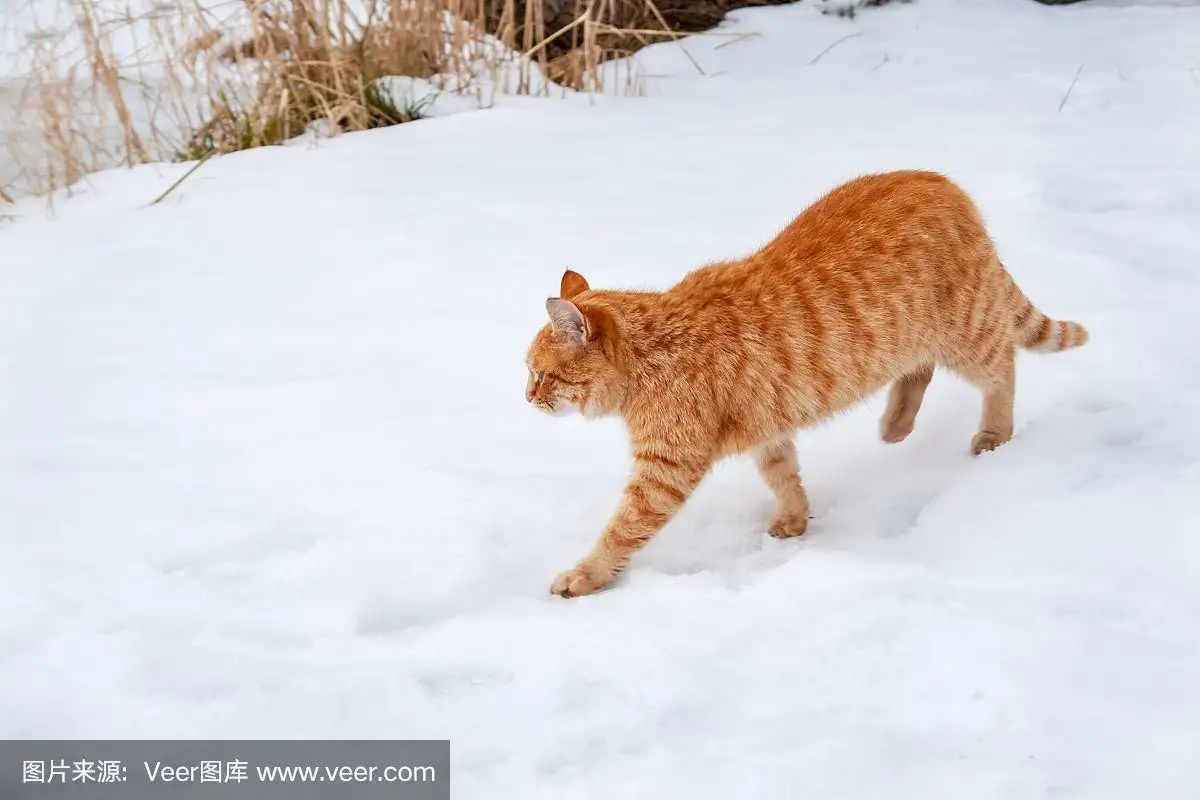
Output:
525,170,1087,598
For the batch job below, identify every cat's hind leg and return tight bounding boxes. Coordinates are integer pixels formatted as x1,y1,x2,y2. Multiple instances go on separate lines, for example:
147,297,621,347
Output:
754,437,810,538
880,364,934,443
967,345,1016,455
944,342,1016,456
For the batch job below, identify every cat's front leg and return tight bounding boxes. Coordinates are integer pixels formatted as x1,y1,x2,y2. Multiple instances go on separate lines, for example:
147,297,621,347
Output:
551,451,709,598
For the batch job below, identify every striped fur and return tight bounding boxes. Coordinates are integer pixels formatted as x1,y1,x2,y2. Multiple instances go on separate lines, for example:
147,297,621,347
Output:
525,170,1089,597
1010,276,1090,352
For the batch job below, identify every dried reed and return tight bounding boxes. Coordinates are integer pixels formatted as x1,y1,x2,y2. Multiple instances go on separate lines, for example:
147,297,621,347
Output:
1,0,732,199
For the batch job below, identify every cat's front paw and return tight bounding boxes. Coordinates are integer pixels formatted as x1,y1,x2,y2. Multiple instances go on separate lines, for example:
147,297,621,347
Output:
550,562,612,598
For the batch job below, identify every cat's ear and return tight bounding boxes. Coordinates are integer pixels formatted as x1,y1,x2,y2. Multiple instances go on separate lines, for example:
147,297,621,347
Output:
560,269,590,300
546,297,588,346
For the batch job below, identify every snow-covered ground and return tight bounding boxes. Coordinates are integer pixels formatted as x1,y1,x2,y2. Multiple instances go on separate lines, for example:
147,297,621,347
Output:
4,0,1200,796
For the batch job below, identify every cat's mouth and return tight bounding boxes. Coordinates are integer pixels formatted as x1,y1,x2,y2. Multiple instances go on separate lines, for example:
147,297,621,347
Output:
535,400,578,417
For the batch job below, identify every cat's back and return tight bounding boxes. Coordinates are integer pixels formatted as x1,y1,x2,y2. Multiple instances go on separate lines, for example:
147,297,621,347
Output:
759,170,990,276
649,170,995,345
796,169,979,234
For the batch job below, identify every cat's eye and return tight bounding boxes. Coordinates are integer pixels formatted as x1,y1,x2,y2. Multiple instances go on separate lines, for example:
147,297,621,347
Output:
535,371,545,383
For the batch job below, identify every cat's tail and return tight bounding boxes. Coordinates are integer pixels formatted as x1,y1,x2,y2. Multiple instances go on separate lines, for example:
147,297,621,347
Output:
1007,274,1089,353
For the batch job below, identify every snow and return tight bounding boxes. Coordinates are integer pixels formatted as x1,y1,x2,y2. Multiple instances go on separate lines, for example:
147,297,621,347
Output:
3,0,1200,796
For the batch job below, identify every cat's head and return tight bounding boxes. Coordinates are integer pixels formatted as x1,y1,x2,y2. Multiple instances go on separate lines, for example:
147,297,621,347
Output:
525,269,626,419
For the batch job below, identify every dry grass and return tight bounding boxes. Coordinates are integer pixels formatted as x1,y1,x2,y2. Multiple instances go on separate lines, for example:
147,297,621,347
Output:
2,0,712,200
